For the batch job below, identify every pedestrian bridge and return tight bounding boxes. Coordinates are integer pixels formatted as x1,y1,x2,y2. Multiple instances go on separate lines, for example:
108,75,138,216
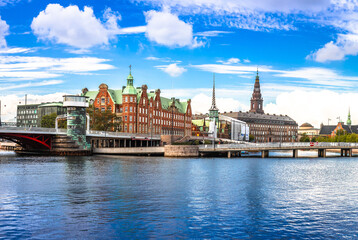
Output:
199,142,358,158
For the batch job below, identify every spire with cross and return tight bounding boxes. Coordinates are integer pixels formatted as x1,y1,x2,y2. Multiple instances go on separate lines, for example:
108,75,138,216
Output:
209,73,219,120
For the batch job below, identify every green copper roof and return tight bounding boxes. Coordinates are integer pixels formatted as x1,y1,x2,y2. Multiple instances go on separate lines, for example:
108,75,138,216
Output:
83,85,189,114
39,102,63,108
127,73,133,80
123,85,137,95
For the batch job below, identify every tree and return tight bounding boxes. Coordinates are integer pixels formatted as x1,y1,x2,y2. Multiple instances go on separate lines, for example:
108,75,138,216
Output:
91,109,121,132
41,113,57,128
41,113,66,128
249,134,255,142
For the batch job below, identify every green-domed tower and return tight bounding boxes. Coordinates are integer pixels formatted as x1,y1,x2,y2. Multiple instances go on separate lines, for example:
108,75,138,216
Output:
347,108,352,126
123,65,137,95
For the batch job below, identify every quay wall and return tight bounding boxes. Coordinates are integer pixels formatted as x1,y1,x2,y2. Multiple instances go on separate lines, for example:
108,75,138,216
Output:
164,145,199,157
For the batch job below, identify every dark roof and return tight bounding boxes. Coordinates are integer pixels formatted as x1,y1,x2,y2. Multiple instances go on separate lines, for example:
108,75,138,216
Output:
300,122,313,128
222,111,297,126
319,124,358,135
319,125,337,135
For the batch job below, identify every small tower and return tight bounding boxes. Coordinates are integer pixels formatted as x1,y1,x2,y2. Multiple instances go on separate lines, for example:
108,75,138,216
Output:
347,108,352,126
63,95,90,150
122,65,137,133
209,73,219,138
249,68,264,114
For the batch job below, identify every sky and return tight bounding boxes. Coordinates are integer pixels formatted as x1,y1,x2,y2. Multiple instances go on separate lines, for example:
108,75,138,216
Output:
1,0,358,127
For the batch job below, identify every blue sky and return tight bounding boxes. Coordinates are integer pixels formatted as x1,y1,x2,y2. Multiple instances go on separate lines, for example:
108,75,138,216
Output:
1,0,358,126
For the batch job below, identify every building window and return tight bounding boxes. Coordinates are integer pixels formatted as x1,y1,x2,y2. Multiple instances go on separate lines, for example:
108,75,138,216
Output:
101,98,105,104
129,124,132,131
130,116,132,121
101,107,105,112
125,125,127,131
125,116,127,121
125,107,128,112
125,96,128,102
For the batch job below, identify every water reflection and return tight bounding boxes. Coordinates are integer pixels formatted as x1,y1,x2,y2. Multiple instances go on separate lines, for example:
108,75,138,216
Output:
1,155,358,239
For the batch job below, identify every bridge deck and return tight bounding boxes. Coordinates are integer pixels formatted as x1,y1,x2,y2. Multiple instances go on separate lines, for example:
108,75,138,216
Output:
199,142,358,152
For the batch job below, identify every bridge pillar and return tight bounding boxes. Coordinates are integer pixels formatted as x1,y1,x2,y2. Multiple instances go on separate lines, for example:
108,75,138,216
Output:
228,151,231,158
349,149,353,157
261,150,269,158
237,151,241,157
318,149,326,158
293,149,298,158
341,149,344,157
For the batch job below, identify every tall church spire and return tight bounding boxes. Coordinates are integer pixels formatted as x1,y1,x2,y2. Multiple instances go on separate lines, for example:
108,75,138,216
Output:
209,73,219,121
249,69,264,114
210,73,217,111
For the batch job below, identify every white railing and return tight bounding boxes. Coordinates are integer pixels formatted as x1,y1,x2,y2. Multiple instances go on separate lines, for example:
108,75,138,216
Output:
0,127,159,139
86,130,161,139
0,126,66,133
199,142,358,150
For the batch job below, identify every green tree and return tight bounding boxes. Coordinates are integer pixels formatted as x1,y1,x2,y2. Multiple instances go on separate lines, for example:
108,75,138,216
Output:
249,134,255,142
41,113,67,128
91,109,121,132
41,113,57,128
311,137,317,142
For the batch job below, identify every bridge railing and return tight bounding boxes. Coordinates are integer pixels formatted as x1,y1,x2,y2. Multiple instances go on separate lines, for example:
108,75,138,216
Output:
0,126,67,133
199,142,358,149
86,130,161,139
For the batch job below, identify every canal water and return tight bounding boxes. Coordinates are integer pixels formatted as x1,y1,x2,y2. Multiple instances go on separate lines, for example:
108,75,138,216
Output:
1,151,358,239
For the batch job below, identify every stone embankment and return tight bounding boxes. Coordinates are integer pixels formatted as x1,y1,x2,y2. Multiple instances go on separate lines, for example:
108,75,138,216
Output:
164,145,199,157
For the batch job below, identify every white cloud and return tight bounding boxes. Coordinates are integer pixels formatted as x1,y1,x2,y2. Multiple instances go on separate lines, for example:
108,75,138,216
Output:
145,56,181,63
265,90,358,128
117,26,146,34
156,63,187,77
31,4,146,49
145,10,204,48
217,58,240,64
191,93,248,114
192,63,358,87
0,56,114,80
31,4,113,49
0,16,9,48
0,47,34,54
308,34,358,62
195,31,233,37
0,92,66,121
0,80,63,91
139,0,331,14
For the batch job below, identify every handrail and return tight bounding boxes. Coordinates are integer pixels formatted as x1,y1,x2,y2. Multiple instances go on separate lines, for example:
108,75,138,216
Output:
199,142,358,150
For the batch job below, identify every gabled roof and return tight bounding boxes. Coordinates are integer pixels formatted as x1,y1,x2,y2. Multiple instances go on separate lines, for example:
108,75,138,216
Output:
319,125,337,135
83,87,190,114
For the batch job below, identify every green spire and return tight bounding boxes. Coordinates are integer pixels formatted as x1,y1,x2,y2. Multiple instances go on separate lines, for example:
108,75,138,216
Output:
347,107,352,126
123,65,137,95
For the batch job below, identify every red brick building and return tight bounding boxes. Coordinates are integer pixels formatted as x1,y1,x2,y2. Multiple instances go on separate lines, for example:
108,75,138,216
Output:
82,69,192,136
